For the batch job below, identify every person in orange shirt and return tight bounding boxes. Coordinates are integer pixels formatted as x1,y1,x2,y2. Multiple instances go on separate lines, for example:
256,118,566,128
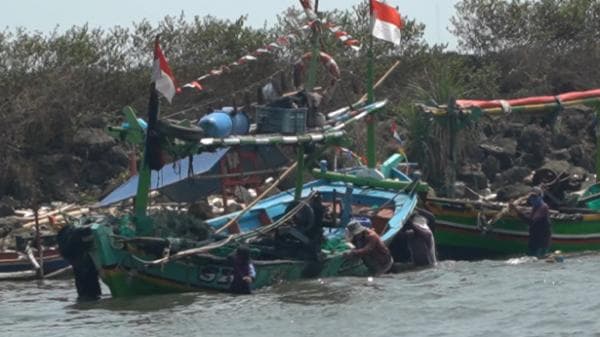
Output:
344,220,393,276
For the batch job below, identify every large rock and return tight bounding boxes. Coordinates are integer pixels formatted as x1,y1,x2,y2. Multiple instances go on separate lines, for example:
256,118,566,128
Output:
550,133,577,149
481,155,500,181
72,128,116,159
82,160,124,186
0,216,21,238
0,196,17,217
495,183,532,201
479,137,517,169
517,125,548,166
457,166,488,190
569,144,595,172
0,203,14,217
549,149,571,161
502,122,525,138
493,166,531,188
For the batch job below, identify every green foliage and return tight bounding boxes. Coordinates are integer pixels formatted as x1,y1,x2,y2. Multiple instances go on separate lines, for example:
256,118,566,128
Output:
452,0,600,95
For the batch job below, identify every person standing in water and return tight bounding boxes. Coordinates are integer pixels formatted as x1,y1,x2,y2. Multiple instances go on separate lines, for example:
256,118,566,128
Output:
229,245,256,294
399,214,437,267
344,220,394,276
510,186,552,258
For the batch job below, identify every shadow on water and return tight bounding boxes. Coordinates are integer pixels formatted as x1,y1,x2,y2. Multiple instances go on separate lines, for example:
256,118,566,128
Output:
272,278,352,305
67,292,200,312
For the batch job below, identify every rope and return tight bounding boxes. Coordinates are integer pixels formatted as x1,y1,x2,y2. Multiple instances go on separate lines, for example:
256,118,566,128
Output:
136,191,317,266
163,67,287,119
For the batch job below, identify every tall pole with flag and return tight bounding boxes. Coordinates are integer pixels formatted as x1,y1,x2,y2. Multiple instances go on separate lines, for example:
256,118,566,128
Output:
367,0,404,168
134,36,177,234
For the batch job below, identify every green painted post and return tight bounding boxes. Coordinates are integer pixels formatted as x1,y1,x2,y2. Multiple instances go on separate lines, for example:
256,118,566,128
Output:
596,109,600,183
366,35,376,168
134,84,159,235
446,99,458,198
134,156,151,219
306,23,320,91
293,15,321,200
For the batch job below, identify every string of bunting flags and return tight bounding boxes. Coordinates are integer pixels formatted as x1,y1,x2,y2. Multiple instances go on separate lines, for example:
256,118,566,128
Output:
179,0,360,93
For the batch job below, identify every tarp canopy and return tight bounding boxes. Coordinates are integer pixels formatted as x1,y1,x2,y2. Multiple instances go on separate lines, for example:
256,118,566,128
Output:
97,145,289,207
97,148,229,207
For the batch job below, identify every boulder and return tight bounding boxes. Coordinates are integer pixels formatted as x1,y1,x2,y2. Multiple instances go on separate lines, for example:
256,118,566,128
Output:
0,216,21,238
479,137,517,169
0,203,14,217
517,125,548,164
0,196,17,217
569,144,595,172
72,128,116,159
495,183,532,201
457,167,488,190
502,122,525,138
481,156,500,181
493,166,531,188
549,149,571,161
550,133,576,149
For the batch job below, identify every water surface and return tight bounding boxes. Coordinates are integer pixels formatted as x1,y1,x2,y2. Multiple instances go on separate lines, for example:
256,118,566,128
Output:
2,254,600,337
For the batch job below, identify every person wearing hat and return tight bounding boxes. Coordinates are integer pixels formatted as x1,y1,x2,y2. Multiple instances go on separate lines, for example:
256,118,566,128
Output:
344,220,393,276
399,214,437,267
509,186,551,258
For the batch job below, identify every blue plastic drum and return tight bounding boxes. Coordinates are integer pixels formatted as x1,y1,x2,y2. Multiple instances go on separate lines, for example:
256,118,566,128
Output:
198,111,233,138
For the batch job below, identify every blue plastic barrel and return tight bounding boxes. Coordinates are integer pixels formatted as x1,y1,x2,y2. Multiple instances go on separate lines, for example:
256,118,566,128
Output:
230,111,250,135
198,112,233,138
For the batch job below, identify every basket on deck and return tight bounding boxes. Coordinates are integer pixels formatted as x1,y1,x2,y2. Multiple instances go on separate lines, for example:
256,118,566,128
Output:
256,106,307,134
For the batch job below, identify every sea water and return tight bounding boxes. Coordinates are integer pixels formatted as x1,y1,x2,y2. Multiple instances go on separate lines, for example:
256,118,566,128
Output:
2,253,600,337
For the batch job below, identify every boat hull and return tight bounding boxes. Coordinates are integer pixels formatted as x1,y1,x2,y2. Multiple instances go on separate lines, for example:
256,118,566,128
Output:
426,201,600,259
0,249,70,280
85,180,416,297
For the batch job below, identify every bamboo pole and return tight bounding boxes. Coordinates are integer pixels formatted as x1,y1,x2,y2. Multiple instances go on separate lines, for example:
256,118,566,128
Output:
215,162,298,234
34,209,44,279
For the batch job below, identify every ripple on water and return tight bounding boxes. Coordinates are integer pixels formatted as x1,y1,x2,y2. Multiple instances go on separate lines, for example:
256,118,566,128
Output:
2,256,600,337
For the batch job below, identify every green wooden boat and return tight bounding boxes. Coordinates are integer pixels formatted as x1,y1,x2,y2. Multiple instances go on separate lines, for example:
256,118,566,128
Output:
78,179,417,297
424,198,600,259
57,1,423,298
417,89,600,259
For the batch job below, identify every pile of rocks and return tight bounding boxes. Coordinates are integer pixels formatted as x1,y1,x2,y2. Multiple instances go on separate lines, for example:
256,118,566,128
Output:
453,106,597,203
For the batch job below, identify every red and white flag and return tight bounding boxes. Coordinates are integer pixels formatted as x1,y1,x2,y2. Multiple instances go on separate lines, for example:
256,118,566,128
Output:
370,0,404,46
152,37,177,103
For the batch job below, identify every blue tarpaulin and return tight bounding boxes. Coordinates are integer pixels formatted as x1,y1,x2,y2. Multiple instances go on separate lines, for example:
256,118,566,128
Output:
97,145,289,207
97,148,229,207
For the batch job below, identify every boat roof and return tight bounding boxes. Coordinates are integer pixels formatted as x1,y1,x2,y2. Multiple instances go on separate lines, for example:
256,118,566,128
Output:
96,145,288,207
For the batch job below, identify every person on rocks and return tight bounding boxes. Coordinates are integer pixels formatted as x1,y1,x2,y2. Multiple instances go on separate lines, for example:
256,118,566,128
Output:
229,245,256,294
510,186,552,258
398,214,437,267
344,220,393,276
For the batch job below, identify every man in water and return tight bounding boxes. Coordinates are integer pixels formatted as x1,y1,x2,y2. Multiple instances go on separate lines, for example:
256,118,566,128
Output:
397,214,437,267
510,186,552,258
229,245,256,294
344,220,393,276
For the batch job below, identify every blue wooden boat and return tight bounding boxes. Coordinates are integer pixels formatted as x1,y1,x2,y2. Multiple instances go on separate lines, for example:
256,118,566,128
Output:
0,247,70,280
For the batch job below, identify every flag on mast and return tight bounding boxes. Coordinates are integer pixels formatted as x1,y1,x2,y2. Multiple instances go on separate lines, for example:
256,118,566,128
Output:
152,36,177,103
370,0,404,46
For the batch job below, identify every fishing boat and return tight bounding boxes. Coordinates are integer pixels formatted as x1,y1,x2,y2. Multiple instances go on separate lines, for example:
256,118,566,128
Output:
417,89,600,258
0,249,70,280
78,178,418,296
0,234,71,280
58,0,422,298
